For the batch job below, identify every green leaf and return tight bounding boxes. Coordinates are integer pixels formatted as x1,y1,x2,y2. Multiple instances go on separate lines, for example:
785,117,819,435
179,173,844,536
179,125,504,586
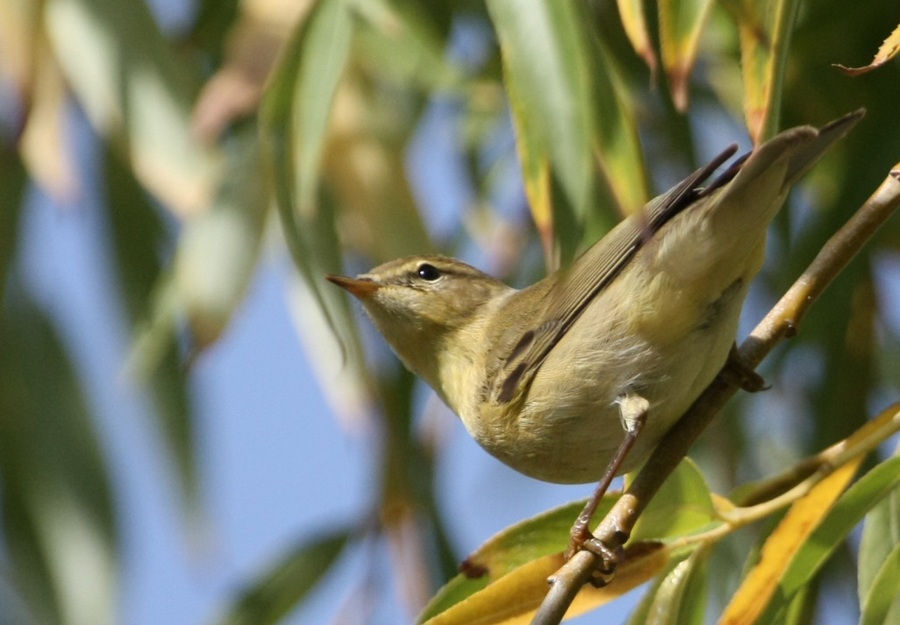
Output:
486,0,647,267
616,0,658,74
418,461,715,623
722,0,802,142
354,0,463,91
216,530,350,625
418,545,668,625
860,542,900,625
128,123,268,372
44,0,217,216
260,0,374,421
631,458,717,542
780,457,900,595
418,498,603,622
859,443,900,625
0,290,117,625
659,0,716,111
858,445,900,605
751,457,900,625
0,150,27,303
105,145,199,504
645,548,709,625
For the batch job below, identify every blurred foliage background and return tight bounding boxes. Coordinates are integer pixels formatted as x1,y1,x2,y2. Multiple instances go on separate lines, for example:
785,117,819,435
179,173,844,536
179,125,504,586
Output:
1,0,899,623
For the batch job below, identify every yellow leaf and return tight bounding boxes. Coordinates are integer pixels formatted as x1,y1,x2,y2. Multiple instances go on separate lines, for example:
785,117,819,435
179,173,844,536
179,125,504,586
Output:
659,0,716,111
421,544,668,625
617,0,658,76
834,21,900,76
717,457,863,625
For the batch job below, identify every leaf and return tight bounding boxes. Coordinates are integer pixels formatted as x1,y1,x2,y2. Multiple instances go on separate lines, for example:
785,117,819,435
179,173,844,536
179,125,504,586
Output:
858,443,900,617
261,0,368,420
718,455,863,625
616,0,658,76
0,289,118,625
0,150,27,296
172,126,268,349
860,541,900,625
418,498,605,622
19,41,77,200
216,530,350,625
486,0,647,267
418,455,716,623
44,0,218,217
776,429,900,597
631,458,718,543
724,0,802,143
191,0,308,142
353,0,463,91
260,0,376,424
127,123,269,374
645,548,710,625
104,146,199,503
659,0,716,111
724,403,900,624
834,21,900,76
419,545,668,625
318,75,433,263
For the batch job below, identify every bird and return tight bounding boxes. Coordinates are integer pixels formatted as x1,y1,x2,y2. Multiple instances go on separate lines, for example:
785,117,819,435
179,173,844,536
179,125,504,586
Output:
327,110,862,549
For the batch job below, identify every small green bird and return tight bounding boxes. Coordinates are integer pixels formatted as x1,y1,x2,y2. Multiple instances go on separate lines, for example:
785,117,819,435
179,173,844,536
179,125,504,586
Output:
328,110,861,511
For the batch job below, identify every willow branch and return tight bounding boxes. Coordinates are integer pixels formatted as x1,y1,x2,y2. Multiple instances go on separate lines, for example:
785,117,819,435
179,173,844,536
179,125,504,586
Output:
532,164,900,625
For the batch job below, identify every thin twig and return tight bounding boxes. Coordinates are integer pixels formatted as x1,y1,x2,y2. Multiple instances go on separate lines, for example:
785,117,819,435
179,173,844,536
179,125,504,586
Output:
531,165,900,625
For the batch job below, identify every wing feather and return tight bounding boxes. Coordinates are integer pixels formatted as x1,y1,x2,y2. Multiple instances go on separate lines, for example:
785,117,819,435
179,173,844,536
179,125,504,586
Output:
491,144,738,404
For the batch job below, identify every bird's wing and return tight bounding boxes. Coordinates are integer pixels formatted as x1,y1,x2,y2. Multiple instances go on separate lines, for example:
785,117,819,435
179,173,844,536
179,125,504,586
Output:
489,109,864,407
490,144,738,404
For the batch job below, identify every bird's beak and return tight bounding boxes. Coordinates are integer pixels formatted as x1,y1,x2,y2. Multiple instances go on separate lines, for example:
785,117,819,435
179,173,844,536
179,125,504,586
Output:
326,274,382,298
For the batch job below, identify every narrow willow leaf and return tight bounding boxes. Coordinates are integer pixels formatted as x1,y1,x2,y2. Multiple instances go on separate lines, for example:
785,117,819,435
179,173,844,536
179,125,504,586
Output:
128,124,268,375
777,456,900,595
19,40,77,200
616,0,658,75
486,0,647,267
858,444,900,611
718,456,862,625
173,126,268,349
631,458,717,543
420,461,715,623
645,548,710,625
105,147,198,502
746,456,900,625
486,0,593,265
659,0,716,111
0,291,118,625
418,498,600,622
354,0,463,91
729,0,802,142
0,151,27,295
217,530,350,625
44,0,219,217
726,403,900,624
627,554,689,625
318,74,433,263
860,541,900,625
834,21,900,76
419,545,668,625
259,0,370,397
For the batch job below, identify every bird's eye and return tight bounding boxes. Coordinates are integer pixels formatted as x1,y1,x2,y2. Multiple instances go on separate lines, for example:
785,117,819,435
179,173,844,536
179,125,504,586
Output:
416,263,441,281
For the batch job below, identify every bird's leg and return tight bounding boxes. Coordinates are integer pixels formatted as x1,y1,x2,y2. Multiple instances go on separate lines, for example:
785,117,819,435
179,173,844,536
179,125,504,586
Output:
566,393,649,579
725,343,768,392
